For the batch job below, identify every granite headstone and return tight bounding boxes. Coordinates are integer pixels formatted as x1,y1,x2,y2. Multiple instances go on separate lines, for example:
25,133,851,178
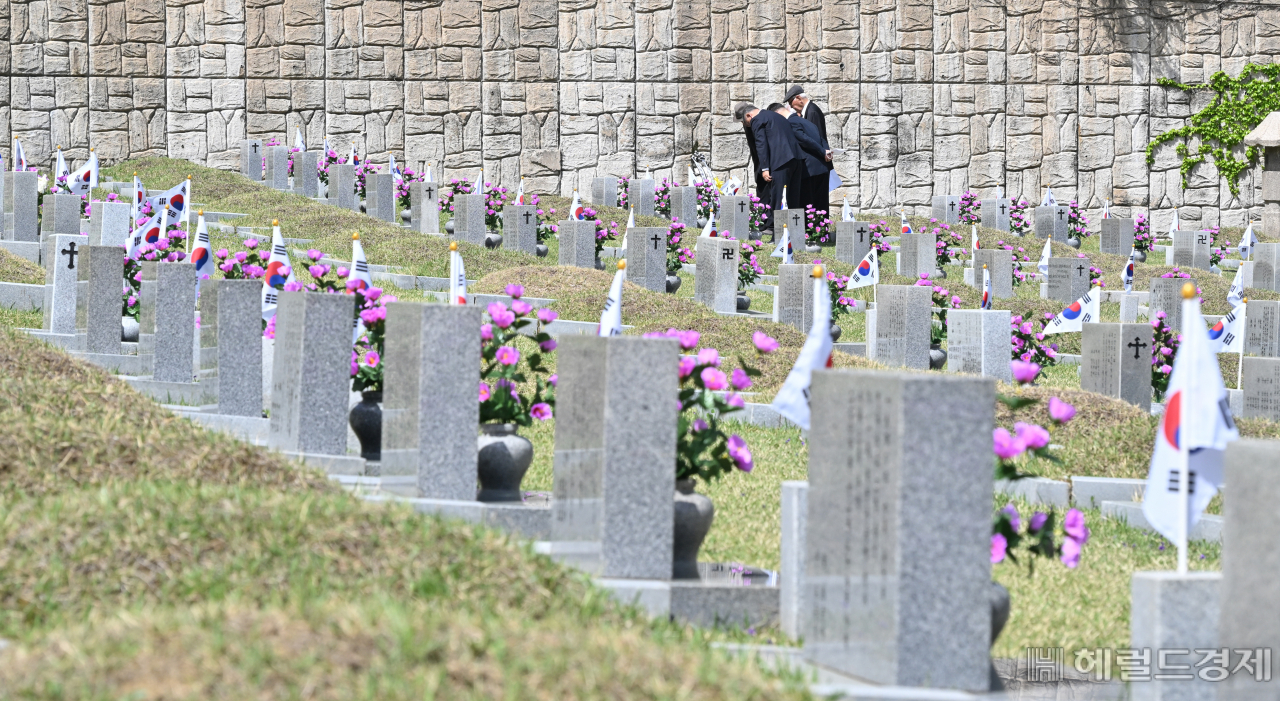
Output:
776,263,815,334
1081,322,1152,411
558,219,597,268
268,291,354,456
264,146,289,190
9,171,38,242
1035,204,1069,240
866,284,932,369
153,262,196,383
84,245,123,355
973,249,1014,299
669,185,699,225
835,221,871,266
1242,357,1280,421
946,309,1012,382
1149,277,1197,331
1245,300,1280,358
626,227,668,293
295,151,320,198
412,180,440,233
1171,229,1212,271
931,195,960,224
89,201,131,247
551,335,609,541
591,177,619,208
1100,218,1136,255
332,163,357,212
1047,256,1092,303
216,279,264,417
42,235,81,334
502,204,537,255
240,139,264,181
453,193,487,245
632,178,656,218
980,197,1011,231
720,195,753,239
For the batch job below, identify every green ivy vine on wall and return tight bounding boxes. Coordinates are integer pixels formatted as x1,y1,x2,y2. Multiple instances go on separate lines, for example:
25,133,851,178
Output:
1146,62,1280,197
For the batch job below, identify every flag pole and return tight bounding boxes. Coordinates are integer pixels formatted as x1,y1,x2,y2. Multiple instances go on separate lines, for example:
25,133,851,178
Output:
1238,297,1248,391
1177,282,1195,574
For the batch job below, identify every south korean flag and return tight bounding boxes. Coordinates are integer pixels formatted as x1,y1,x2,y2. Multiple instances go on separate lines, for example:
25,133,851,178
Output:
1208,303,1245,354
846,248,878,290
980,265,992,310
1043,287,1100,335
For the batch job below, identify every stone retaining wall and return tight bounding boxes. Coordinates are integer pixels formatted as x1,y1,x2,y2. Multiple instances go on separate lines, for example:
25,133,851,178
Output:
6,0,1276,229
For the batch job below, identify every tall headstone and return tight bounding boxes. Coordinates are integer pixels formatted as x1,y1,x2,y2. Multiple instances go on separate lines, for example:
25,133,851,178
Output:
1171,229,1212,271
268,291,354,456
980,197,1011,231
1035,204,1069,240
1148,277,1197,331
264,146,289,190
89,201,132,247
633,178,656,218
600,337,679,579
1242,357,1280,421
778,208,807,243
502,204,537,254
720,195,753,239
332,163,357,212
216,279,264,417
136,261,158,353
412,180,440,233
669,185,699,225
777,264,815,333
382,303,482,499
153,263,196,383
1100,218,1136,255
1129,571,1222,701
10,171,38,242
708,237,739,313
1246,300,1280,357
370,172,396,224
198,279,218,370
240,139,264,181
295,151,320,198
835,221,871,265
453,193,487,245
805,370,995,692
946,309,1012,382
931,195,960,224
779,481,808,640
42,194,82,236
551,335,608,541
1218,439,1280,701
973,249,1014,299
591,177,619,208
1081,323,1152,411
558,219,597,268
626,226,669,293
1047,256,1092,303
42,235,81,334
896,230,936,278
1119,293,1139,323
84,245,123,355
866,284,932,369
1253,243,1279,291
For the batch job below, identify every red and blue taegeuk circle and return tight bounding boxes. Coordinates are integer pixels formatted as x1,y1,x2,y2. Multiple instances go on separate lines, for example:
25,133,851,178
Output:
1163,391,1181,448
1208,319,1226,341
266,260,289,288
1061,300,1083,320
857,259,871,276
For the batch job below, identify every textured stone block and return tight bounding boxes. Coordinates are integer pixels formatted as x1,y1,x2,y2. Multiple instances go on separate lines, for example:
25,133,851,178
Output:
1242,357,1280,421
718,196,752,239
946,309,1012,383
42,194,82,236
332,164,357,212
591,176,618,208
931,195,960,224
777,263,815,334
295,151,320,198
558,219,597,268
777,208,806,241
981,198,1011,231
1245,300,1280,358
551,335,608,542
453,193,487,245
412,180,440,234
1100,218,1135,255
867,285,932,370
974,249,1014,299
153,263,196,384
835,221,871,266
1034,205,1069,241
1130,572,1221,701
1081,323,1152,412
85,245,122,355
601,336,679,580
240,139,264,181
10,172,39,242
896,231,936,278
381,303,482,500
1047,257,1092,303
369,172,396,224
804,370,994,692
626,226,668,293
264,145,289,190
1171,229,1212,271
780,480,808,640
89,201,131,247
503,204,537,255
268,291,354,457
632,178,656,218
216,279,264,417
669,185,699,225
42,235,81,335
1149,277,1197,331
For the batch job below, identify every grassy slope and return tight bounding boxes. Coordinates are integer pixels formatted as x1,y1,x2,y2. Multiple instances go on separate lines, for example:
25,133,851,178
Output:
0,327,803,699
0,247,43,285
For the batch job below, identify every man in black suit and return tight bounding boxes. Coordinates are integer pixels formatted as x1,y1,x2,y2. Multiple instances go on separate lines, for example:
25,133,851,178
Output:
785,85,833,215
776,104,833,223
734,101,802,237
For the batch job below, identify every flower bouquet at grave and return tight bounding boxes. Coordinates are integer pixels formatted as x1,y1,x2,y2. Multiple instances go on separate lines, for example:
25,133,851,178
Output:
395,167,424,210
1151,311,1181,401
1008,199,1033,236
582,206,621,255
991,368,1089,571
317,147,342,185
122,254,142,320
737,239,765,290
996,240,1037,287
354,162,381,200
1067,199,1089,240
931,221,964,268
653,177,673,218
287,146,301,177
532,195,558,244
747,194,769,233
1133,213,1153,252
1207,225,1232,267
440,178,475,216
350,288,393,393
914,274,960,344
867,220,895,254
482,182,512,231
813,258,855,321
958,190,981,225
479,285,558,427
260,137,281,173
803,205,833,246
694,180,719,222
213,238,268,281
616,175,631,209
665,220,693,275
1010,314,1059,366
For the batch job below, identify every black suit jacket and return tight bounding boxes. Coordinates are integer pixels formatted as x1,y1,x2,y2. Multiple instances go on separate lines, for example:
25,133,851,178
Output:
750,109,801,173
743,123,765,190
786,113,830,178
802,102,829,150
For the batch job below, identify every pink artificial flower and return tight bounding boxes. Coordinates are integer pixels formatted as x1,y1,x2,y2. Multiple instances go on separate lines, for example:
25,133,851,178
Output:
700,367,728,391
243,239,259,249
1014,421,1050,450
697,347,720,367
730,367,752,391
725,392,746,409
1011,360,1041,384
478,382,491,402
480,323,494,341
214,248,229,259
992,427,1025,460
727,434,753,472
692,418,710,432
1063,508,1090,544
752,331,779,353
1048,397,1075,424
234,251,248,263
991,533,1008,564
548,374,557,387
1060,535,1082,568
364,287,383,302
540,338,557,352
283,281,303,292
364,350,381,367
537,308,558,324
530,402,552,421
676,329,701,351
306,248,323,261
679,356,696,379
336,266,350,278
308,265,326,279
505,284,525,299
495,346,520,365
512,300,533,316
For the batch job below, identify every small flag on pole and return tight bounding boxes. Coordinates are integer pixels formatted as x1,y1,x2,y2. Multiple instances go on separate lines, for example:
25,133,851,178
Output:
1101,198,1111,219
1228,263,1245,308
261,219,296,321
846,248,878,289
1168,208,1180,238
780,185,788,211
899,207,912,235
570,190,585,220
12,138,26,172
191,210,212,295
54,146,69,183
980,265,992,310
514,178,525,206
350,232,373,343
841,197,852,222
598,260,625,337
1040,186,1056,207
294,127,306,151
1208,302,1245,354
1123,247,1136,293
449,241,467,305
771,224,794,264
771,264,834,431
1037,238,1052,276
1239,219,1257,261
1043,287,1100,335
68,149,99,197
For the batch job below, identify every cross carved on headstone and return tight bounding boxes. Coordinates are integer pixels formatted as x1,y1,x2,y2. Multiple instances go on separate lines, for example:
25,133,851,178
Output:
522,210,533,225
1077,264,1086,277
251,143,259,154
651,233,662,250
792,213,802,228
999,203,1006,215
61,241,79,269
1058,209,1065,220
949,201,956,212
1128,336,1148,360
425,185,434,199
738,200,747,213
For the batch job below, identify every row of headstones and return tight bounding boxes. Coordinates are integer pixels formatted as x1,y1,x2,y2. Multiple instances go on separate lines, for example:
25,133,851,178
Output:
784,369,1280,694
0,175,132,245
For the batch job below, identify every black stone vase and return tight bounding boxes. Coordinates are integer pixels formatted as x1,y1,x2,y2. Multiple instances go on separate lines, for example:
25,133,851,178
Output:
349,390,382,461
673,479,714,579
